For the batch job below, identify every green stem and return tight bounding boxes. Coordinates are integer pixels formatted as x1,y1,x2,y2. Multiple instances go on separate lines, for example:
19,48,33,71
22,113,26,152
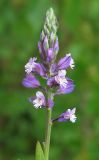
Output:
44,108,52,160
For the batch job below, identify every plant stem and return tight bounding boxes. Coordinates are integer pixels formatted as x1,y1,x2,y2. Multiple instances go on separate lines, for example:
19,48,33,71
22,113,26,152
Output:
44,108,52,160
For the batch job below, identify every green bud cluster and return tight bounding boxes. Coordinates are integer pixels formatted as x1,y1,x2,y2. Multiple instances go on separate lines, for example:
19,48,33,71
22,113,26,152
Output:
41,8,58,41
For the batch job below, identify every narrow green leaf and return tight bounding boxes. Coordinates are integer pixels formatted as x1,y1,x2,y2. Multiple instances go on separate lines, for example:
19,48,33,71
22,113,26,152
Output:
35,141,45,160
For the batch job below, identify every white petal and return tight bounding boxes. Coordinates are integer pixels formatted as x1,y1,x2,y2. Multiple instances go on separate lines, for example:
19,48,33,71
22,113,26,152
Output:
70,115,77,123
71,108,76,114
36,91,44,98
25,64,33,74
59,79,67,87
67,109,71,113
66,53,71,57
33,99,39,105
58,70,66,76
34,104,39,109
70,58,75,69
32,57,37,62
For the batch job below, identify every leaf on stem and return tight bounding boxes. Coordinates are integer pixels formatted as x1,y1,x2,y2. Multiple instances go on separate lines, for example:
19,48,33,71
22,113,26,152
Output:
35,141,45,160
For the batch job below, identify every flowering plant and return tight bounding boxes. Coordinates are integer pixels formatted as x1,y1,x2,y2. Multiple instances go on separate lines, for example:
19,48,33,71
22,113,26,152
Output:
22,8,77,160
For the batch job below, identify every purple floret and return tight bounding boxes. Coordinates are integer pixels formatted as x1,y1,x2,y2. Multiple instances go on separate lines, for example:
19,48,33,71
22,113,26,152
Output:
22,73,40,88
58,53,75,70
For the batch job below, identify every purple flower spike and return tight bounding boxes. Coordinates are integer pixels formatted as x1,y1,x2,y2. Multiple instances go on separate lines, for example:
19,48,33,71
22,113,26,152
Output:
22,8,77,127
32,91,46,109
58,108,77,123
57,77,74,94
22,74,40,88
58,53,75,70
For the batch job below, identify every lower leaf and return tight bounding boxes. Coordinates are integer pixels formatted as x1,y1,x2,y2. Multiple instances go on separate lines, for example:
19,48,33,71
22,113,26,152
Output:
35,141,45,160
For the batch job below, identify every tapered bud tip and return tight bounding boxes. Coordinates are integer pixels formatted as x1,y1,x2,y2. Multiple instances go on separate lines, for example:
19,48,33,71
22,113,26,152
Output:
46,8,54,18
44,8,58,36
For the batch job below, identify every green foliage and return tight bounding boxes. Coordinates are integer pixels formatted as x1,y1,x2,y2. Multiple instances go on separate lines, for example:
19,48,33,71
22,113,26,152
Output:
35,141,45,160
0,0,99,160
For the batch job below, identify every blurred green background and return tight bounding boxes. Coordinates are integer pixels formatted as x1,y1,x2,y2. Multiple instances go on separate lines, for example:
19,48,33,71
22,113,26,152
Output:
0,0,99,160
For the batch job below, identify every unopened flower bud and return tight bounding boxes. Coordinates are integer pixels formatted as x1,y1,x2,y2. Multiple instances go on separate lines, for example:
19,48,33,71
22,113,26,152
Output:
43,36,49,52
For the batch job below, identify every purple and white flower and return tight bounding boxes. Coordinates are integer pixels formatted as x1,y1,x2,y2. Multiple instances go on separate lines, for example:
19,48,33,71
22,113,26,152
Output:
47,73,74,95
57,77,74,94
25,57,37,74
47,70,67,87
32,91,46,109
29,91,54,109
25,57,46,77
58,108,77,123
55,70,67,88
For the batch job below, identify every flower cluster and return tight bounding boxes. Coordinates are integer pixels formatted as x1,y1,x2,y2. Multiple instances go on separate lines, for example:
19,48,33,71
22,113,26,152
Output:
22,8,77,123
